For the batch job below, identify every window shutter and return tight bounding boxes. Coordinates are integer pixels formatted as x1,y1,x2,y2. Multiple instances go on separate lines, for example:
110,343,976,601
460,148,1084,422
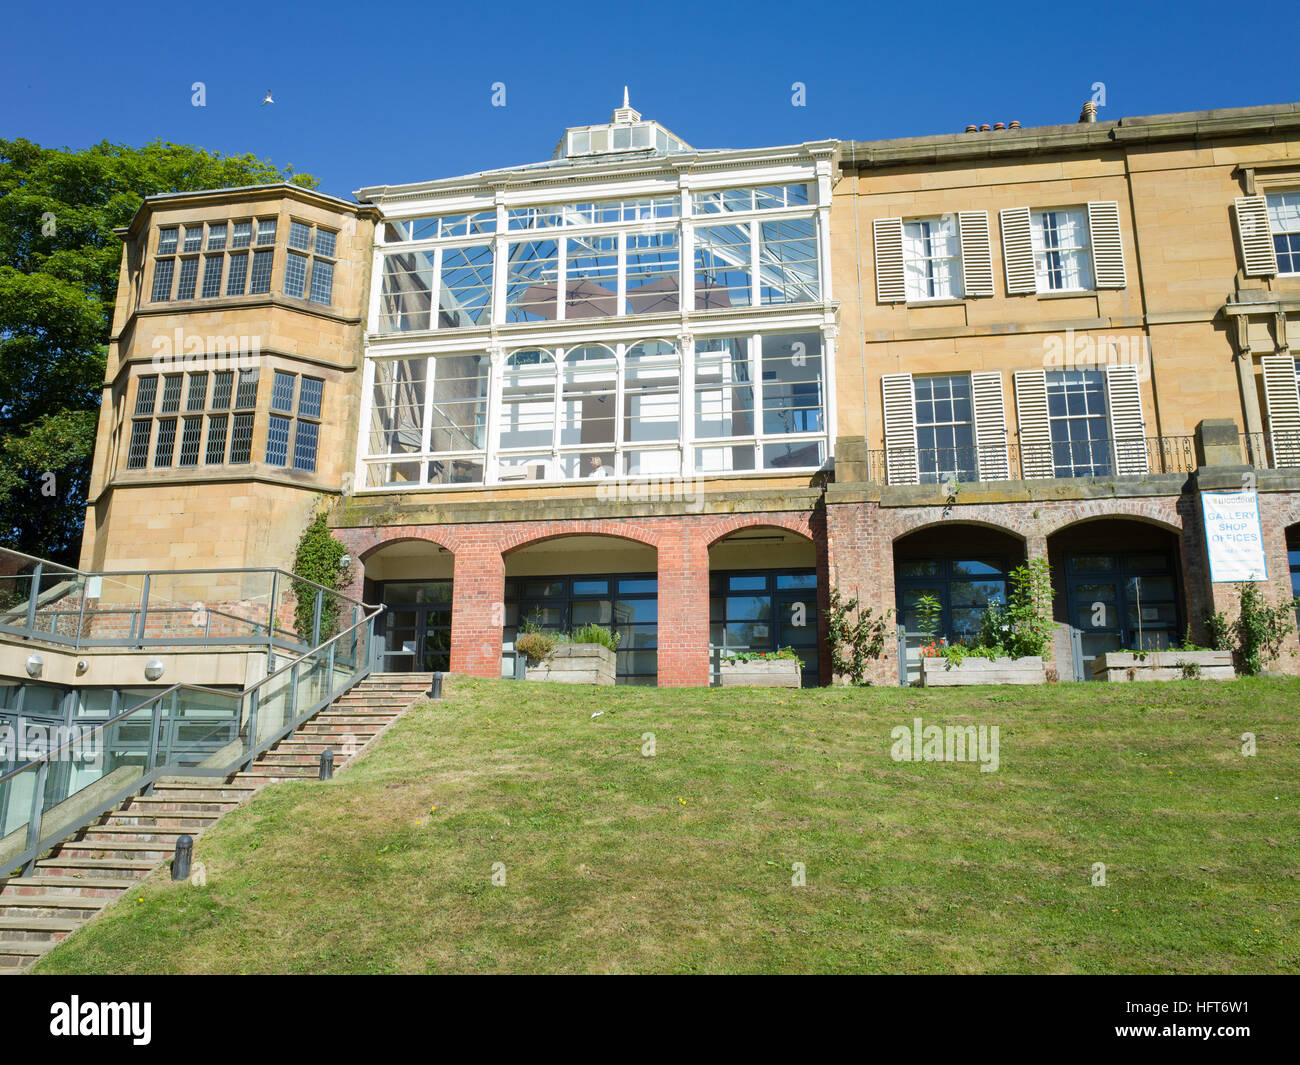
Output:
999,207,1036,294
957,211,994,297
1013,370,1053,478
881,373,918,485
1261,354,1300,468
970,371,1010,480
1104,363,1149,476
1087,201,1127,288
873,217,906,303
1233,196,1278,277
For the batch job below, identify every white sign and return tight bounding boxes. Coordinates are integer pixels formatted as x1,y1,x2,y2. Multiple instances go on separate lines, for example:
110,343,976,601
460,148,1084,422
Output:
1201,491,1268,582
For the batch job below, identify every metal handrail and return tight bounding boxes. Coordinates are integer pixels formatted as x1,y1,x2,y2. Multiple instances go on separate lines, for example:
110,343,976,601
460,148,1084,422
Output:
0,600,383,784
1,600,383,876
0,548,365,609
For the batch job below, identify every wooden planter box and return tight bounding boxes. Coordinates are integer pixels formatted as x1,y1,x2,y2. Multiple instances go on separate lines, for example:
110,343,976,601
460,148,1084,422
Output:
719,657,802,688
1090,650,1235,682
525,643,616,685
920,656,1045,687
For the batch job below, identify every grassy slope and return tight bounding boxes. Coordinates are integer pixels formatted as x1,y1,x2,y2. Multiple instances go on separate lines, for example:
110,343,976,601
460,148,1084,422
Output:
34,676,1300,974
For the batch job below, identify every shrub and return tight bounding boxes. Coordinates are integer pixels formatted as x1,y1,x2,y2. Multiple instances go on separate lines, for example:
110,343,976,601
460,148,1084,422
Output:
292,508,349,642
515,631,556,665
1231,582,1298,676
825,587,892,686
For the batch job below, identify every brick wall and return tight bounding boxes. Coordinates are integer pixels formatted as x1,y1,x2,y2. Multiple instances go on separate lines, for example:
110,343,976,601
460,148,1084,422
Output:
336,512,828,686
335,489,1300,686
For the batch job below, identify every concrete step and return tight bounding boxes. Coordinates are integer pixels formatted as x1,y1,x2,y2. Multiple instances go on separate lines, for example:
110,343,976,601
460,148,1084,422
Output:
35,858,157,875
117,796,235,815
106,812,219,830
147,787,257,803
54,842,175,862
79,826,191,844
0,896,103,919
0,941,46,967
0,875,136,898
0,915,78,938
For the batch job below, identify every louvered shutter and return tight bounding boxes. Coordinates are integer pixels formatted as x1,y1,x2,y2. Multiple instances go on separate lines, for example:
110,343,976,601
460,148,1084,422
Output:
970,371,1010,480
957,211,993,297
881,373,918,484
1000,207,1036,294
1104,363,1149,476
873,217,906,303
1261,354,1300,468
1087,201,1127,288
1233,196,1278,277
1013,370,1053,478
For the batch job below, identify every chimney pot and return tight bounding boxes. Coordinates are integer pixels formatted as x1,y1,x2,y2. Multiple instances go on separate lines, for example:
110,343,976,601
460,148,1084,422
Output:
1009,120,1021,129
993,122,1006,130
1079,101,1097,123
965,124,979,133
978,123,991,132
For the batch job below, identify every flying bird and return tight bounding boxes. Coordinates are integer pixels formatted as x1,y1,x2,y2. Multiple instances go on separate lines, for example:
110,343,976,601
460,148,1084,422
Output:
261,90,274,106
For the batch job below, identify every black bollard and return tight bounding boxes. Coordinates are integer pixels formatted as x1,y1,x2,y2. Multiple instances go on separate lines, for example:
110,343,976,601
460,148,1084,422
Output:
172,834,193,881
428,670,443,700
319,749,334,780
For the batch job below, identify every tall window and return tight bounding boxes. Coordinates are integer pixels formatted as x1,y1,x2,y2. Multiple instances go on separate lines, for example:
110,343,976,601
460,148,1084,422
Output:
127,368,260,470
381,189,820,332
623,341,680,475
1047,370,1110,477
284,220,337,305
903,217,963,300
1031,208,1093,292
264,370,324,472
694,333,824,473
150,218,278,302
365,356,488,487
914,374,976,483
1267,191,1300,275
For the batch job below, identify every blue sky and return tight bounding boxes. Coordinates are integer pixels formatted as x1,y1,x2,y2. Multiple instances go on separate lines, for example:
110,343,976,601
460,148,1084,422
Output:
3,0,1295,200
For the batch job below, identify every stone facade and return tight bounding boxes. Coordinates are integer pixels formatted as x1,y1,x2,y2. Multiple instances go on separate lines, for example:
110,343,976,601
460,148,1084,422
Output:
75,103,1300,686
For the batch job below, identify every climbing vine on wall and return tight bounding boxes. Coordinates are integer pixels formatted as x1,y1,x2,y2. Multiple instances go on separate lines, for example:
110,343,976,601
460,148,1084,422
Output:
292,508,350,642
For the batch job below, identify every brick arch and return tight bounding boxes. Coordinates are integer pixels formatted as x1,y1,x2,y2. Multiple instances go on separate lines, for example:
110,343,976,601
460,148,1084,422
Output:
704,513,816,549
1041,501,1184,539
499,520,661,556
342,527,462,561
890,516,1029,545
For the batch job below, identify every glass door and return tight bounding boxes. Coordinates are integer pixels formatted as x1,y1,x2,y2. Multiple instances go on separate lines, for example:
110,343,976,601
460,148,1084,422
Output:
1066,552,1178,678
379,581,452,672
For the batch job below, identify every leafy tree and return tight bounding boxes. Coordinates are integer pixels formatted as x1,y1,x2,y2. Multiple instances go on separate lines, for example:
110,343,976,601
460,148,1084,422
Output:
0,138,316,563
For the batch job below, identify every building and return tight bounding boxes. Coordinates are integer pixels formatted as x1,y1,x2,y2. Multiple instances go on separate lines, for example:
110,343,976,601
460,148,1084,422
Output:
77,96,1300,685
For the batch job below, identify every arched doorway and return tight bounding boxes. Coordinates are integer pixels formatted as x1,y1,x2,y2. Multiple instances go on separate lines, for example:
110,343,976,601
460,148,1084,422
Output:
1047,518,1184,680
708,526,820,686
362,540,455,672
503,534,658,684
893,523,1027,684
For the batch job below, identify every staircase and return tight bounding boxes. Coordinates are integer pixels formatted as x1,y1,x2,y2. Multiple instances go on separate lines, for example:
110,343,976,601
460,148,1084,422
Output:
0,673,429,973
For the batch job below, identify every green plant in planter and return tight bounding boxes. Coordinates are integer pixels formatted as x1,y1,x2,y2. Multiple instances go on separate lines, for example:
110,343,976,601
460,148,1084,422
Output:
565,623,621,651
915,594,943,645
725,646,801,663
514,630,555,665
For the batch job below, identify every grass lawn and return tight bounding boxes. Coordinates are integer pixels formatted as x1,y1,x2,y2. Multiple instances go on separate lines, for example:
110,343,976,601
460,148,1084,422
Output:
34,676,1300,974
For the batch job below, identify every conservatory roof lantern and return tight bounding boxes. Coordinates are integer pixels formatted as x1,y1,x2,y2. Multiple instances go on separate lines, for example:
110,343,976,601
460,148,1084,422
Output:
553,88,693,160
